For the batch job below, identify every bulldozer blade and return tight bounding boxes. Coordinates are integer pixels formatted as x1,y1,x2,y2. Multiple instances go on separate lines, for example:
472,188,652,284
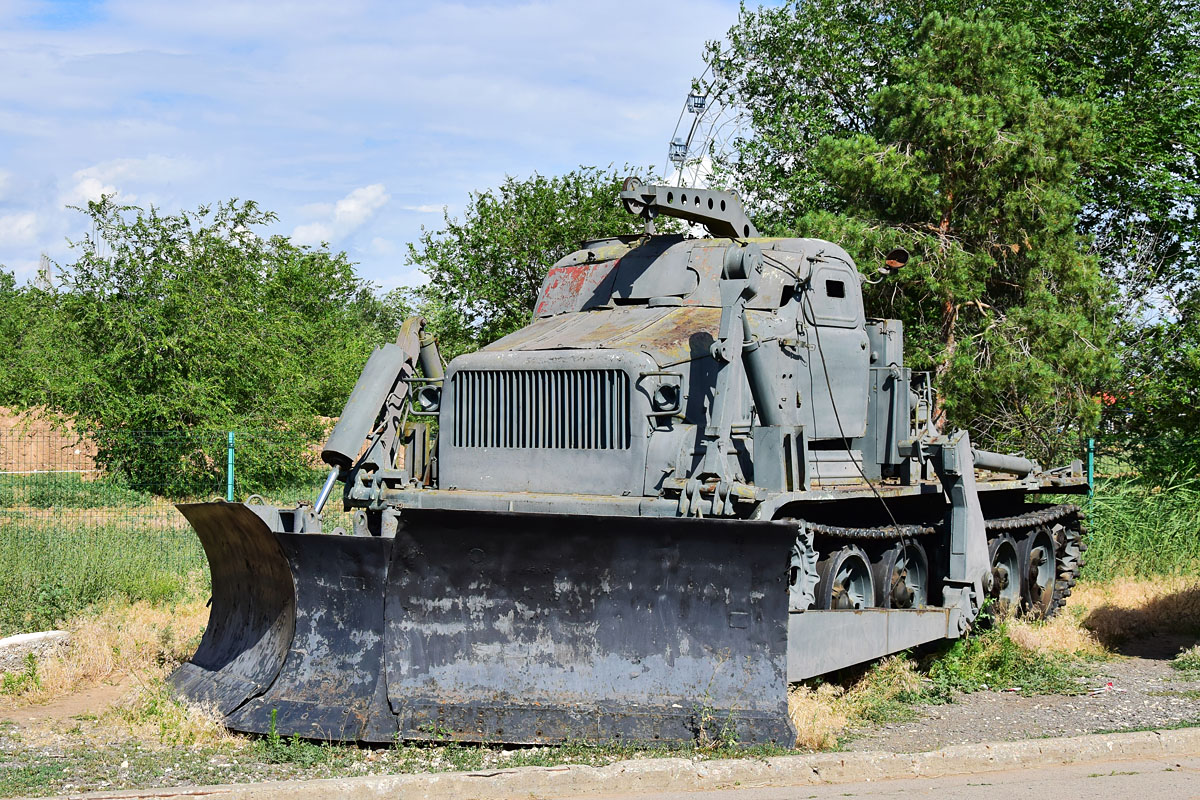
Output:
383,510,796,745
225,532,394,743
168,503,295,716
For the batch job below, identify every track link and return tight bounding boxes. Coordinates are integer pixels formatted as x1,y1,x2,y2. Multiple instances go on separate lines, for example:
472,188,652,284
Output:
800,521,937,540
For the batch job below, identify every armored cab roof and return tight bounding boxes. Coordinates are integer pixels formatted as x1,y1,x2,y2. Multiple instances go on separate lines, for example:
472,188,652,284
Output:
485,235,863,367
533,235,858,318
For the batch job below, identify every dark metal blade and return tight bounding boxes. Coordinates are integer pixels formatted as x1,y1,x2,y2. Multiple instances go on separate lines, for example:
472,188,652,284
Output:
225,532,393,743
168,502,295,716
383,510,795,745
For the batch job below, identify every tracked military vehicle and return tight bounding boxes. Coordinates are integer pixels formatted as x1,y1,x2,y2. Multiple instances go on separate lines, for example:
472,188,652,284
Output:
171,180,1088,746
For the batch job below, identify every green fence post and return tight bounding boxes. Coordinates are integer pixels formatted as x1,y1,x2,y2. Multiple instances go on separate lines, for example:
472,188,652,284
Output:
1087,436,1095,500
225,431,235,501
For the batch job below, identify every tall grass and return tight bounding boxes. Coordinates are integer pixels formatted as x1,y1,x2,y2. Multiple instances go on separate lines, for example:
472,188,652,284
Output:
1085,477,1200,579
0,468,344,636
0,521,207,634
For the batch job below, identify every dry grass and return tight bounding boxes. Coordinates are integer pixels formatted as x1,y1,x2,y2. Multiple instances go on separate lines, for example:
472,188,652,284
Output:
1073,577,1200,647
787,684,847,750
2,593,209,710
0,587,239,750
106,681,239,749
1006,612,1109,658
1003,577,1200,657
788,656,924,750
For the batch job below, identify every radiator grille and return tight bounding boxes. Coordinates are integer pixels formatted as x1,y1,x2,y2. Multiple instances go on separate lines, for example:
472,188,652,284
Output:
452,369,630,450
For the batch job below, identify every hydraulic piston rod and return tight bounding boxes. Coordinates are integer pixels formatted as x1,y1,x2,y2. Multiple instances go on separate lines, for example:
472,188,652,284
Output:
971,448,1036,476
313,466,340,515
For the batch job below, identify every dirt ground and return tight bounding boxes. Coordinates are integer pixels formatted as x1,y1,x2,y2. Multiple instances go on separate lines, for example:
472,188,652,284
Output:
0,408,96,476
0,680,131,727
847,649,1200,752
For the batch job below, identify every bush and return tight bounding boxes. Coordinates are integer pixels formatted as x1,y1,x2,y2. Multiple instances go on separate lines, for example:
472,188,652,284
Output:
1172,644,1200,675
925,620,1082,698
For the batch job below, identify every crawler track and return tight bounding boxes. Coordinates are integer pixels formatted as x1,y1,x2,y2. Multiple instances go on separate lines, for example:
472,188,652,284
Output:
795,503,1086,619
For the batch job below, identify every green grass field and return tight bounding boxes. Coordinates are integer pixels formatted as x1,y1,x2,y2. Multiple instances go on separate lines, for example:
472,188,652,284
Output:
1084,477,1200,579
0,519,206,634
0,470,340,634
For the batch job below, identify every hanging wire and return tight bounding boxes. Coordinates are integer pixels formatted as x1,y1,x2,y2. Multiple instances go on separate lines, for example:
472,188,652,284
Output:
801,282,920,566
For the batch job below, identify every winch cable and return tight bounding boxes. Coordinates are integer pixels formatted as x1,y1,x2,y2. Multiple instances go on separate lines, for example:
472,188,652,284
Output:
763,249,902,529
763,251,920,595
799,278,920,570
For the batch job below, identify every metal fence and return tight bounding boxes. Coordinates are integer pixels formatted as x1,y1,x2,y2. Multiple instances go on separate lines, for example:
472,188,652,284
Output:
0,426,346,633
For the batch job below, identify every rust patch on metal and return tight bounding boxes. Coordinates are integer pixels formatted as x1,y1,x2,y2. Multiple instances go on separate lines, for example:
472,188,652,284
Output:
534,259,620,317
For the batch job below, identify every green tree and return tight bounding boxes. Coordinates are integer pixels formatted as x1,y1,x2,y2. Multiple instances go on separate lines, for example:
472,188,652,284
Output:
707,0,1200,289
1116,292,1200,479
46,197,396,496
718,12,1116,461
0,269,89,413
407,166,656,356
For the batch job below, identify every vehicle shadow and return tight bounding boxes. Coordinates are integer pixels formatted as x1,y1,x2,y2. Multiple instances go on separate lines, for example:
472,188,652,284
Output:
1082,582,1200,659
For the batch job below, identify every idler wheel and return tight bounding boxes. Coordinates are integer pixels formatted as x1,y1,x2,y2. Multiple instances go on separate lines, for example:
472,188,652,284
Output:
1020,526,1057,619
871,541,929,609
816,545,875,610
985,534,1021,615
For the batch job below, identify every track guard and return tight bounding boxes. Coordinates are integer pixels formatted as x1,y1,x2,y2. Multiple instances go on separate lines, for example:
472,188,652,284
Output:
383,510,796,745
226,533,394,743
169,503,295,715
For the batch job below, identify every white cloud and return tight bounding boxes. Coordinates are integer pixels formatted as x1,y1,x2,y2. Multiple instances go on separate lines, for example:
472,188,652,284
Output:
0,212,38,246
292,183,389,245
291,221,333,245
334,184,388,228
64,175,119,205
60,155,199,205
401,204,443,213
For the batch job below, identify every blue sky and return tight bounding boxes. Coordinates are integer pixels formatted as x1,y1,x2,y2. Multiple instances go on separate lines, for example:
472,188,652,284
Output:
0,0,744,290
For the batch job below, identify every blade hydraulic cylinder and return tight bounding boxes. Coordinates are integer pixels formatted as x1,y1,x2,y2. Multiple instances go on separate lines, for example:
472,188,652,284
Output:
321,342,413,470
971,448,1037,476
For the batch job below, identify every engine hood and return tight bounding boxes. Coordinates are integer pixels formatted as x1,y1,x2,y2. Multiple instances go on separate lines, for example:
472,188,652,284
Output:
483,306,720,368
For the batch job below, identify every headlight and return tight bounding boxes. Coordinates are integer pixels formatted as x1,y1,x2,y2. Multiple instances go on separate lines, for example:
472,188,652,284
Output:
415,384,441,413
652,383,680,413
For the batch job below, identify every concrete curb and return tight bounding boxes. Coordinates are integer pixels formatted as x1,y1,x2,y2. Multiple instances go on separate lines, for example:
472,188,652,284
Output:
44,727,1200,800
0,631,69,674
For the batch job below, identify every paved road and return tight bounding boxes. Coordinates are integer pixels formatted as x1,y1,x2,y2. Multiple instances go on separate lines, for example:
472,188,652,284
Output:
560,755,1200,800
